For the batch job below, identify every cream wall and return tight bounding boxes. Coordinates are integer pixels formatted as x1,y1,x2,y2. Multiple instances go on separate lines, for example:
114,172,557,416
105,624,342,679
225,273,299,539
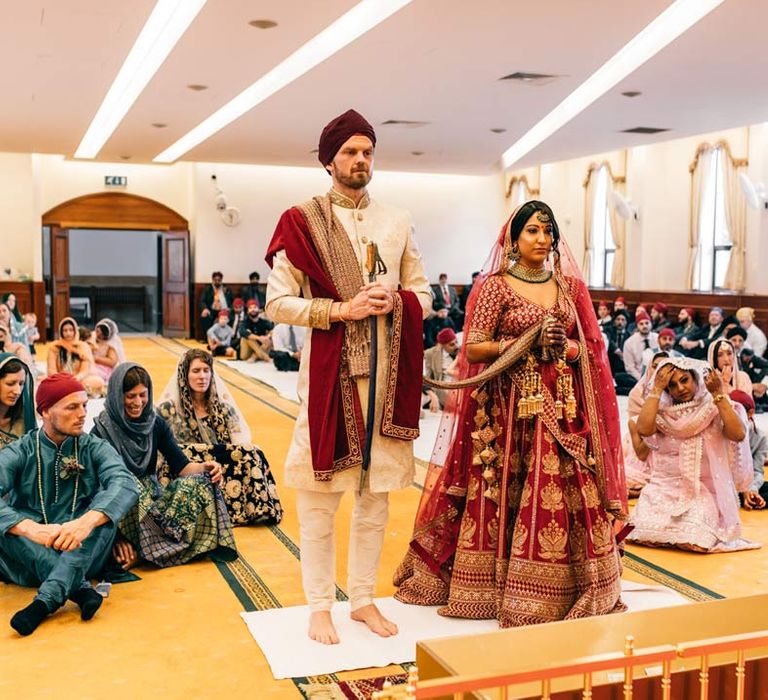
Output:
509,125,767,293
0,153,38,279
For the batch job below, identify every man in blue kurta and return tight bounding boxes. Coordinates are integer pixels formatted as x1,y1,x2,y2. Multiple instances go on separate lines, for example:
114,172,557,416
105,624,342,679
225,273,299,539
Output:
0,374,139,635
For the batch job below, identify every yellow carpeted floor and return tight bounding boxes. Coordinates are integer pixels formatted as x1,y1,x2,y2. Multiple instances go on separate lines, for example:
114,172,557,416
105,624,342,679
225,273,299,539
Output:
2,336,767,698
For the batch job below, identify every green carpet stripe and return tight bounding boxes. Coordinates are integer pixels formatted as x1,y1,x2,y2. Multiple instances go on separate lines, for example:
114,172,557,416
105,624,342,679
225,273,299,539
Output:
623,551,724,601
213,559,261,612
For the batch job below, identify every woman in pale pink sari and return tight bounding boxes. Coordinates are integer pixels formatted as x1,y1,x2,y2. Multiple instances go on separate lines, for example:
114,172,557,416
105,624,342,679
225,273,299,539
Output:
624,351,668,497
708,338,751,394
628,357,758,552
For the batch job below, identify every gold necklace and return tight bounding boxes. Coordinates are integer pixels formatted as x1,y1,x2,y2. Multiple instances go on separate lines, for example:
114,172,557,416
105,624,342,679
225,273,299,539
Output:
36,429,79,525
509,264,552,284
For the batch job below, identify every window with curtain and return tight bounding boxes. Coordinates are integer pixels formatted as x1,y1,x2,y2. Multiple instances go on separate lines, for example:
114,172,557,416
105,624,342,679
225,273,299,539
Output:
694,147,732,291
589,165,615,287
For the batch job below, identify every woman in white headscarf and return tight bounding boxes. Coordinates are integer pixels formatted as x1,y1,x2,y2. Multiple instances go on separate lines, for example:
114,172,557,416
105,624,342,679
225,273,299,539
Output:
628,357,757,552
156,348,282,526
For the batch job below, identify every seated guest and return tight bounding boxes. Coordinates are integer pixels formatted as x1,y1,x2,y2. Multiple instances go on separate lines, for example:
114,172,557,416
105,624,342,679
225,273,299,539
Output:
0,374,138,635
729,390,768,511
157,349,282,525
737,307,767,358
709,338,752,394
91,363,236,569
22,312,40,358
606,310,635,395
423,286,456,349
1,296,25,345
270,323,304,372
0,322,33,369
207,310,236,358
613,296,627,314
740,347,768,412
423,327,459,411
674,307,698,341
229,298,247,353
47,317,95,383
624,351,669,496
650,302,671,331
242,271,266,310
726,325,748,356
596,300,612,332
628,358,756,552
432,273,464,331
657,328,683,357
621,309,658,382
459,271,479,311
200,271,233,337
679,306,726,359
239,299,273,363
0,353,35,448
90,320,121,385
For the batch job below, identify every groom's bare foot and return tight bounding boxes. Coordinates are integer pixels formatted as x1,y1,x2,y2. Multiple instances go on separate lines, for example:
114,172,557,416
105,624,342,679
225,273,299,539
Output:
350,603,398,637
308,611,339,645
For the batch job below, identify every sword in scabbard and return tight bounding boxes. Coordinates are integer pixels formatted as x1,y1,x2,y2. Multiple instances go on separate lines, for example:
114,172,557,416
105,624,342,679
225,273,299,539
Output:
360,241,387,495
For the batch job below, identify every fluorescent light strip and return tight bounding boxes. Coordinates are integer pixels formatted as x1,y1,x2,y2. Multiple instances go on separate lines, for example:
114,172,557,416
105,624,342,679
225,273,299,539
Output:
75,0,207,159
153,0,414,163
501,0,725,169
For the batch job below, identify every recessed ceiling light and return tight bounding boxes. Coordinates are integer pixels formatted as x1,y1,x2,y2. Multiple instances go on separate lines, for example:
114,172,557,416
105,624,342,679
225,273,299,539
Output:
621,90,642,98
621,126,670,134
501,0,725,169
411,151,424,156
490,128,507,134
75,0,207,159
154,0,415,163
249,19,278,29
499,72,559,86
309,148,319,154
151,122,168,128
187,84,208,91
120,155,132,160
381,119,430,128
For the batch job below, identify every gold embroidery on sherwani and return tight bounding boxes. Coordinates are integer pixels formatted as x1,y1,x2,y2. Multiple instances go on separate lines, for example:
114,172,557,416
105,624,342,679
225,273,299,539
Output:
458,517,477,550
467,476,480,502
308,297,333,330
542,452,560,475
564,484,584,512
520,482,532,509
538,520,568,561
511,522,528,556
540,481,565,513
582,479,600,509
591,517,614,555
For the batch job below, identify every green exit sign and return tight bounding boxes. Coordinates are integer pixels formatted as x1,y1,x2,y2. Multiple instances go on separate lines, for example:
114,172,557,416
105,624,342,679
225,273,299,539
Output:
105,176,127,186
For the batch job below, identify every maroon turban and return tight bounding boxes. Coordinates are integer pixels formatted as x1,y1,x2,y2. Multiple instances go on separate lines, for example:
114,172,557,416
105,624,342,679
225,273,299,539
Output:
318,109,376,167
658,328,676,340
653,302,668,314
36,373,86,415
730,389,755,414
635,310,651,323
436,328,457,344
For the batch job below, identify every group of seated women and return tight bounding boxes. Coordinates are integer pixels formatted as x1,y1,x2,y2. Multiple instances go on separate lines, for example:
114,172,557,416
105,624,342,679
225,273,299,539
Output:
0,345,282,572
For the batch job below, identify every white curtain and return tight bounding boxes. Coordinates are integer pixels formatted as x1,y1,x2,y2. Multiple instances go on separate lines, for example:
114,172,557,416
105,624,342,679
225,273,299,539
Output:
507,178,530,208
722,153,747,291
608,181,627,288
583,172,595,281
687,148,710,290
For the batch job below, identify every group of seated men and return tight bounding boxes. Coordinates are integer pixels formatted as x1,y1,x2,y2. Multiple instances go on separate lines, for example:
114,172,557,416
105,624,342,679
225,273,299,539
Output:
200,270,304,372
597,297,768,408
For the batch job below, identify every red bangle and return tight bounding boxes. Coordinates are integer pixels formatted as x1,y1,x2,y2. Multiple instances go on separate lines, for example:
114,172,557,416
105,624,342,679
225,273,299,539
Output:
565,340,581,362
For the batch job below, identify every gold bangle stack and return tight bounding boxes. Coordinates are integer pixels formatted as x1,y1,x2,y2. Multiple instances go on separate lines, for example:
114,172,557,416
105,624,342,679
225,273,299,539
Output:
713,393,726,404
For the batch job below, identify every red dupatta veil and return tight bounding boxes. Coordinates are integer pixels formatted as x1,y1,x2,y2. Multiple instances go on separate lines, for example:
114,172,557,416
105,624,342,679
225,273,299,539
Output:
411,203,626,573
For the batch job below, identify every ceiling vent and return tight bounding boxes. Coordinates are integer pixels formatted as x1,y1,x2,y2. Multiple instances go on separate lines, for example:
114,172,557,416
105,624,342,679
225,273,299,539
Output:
381,120,430,128
621,126,670,134
499,71,558,86
621,91,642,98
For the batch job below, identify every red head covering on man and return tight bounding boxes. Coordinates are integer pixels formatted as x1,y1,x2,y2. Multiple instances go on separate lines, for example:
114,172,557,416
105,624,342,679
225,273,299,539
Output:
635,309,651,323
318,109,377,168
658,328,676,340
436,328,457,345
36,373,86,415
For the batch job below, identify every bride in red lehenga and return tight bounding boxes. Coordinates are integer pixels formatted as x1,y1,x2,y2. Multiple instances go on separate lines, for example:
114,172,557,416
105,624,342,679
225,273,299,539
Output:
394,201,628,627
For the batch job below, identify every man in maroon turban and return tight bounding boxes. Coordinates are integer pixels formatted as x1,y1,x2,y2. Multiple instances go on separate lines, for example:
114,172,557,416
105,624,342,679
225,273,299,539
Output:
0,374,138,635
423,327,459,410
265,109,432,644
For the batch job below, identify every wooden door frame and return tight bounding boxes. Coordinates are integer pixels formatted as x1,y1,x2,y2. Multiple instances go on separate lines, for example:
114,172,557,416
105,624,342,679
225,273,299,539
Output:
42,192,191,336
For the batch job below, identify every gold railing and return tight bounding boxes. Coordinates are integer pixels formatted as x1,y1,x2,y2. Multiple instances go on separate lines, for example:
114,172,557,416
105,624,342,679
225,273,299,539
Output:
372,631,768,700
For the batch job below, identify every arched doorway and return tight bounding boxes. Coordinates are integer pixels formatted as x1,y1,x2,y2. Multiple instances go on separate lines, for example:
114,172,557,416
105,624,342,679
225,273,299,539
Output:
42,192,191,337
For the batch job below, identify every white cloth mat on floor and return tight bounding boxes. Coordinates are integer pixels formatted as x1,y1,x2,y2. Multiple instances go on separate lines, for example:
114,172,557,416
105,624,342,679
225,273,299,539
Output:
224,360,300,403
241,582,688,679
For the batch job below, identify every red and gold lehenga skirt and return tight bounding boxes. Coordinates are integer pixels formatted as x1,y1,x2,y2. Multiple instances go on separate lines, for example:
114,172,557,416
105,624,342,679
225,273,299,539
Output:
394,362,625,627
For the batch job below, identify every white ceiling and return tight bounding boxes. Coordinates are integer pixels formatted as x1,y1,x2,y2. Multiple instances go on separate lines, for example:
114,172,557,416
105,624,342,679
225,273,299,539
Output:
1,0,766,174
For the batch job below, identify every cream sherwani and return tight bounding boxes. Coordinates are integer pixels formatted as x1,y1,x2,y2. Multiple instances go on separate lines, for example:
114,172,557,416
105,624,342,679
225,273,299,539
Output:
266,192,431,612
266,196,432,492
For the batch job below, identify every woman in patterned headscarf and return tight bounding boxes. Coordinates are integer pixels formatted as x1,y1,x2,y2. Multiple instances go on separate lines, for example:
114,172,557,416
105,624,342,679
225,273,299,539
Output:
156,348,282,526
0,353,35,448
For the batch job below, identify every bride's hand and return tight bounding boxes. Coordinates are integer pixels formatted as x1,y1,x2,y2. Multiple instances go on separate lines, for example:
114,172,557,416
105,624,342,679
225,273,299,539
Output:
541,320,567,348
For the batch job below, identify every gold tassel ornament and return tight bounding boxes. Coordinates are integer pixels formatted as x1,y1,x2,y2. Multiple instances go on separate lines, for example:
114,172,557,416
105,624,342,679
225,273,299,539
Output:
555,354,577,421
517,353,544,420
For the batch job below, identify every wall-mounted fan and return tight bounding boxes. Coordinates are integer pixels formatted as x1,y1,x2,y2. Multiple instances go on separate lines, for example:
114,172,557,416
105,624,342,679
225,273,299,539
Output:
609,190,639,221
738,172,768,210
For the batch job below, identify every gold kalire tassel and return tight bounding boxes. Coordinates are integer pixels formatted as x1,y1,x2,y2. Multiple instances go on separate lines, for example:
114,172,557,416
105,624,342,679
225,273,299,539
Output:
518,353,543,420
555,354,577,421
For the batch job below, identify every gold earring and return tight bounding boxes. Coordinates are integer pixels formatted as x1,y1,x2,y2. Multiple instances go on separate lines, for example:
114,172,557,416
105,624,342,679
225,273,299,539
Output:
509,243,520,261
